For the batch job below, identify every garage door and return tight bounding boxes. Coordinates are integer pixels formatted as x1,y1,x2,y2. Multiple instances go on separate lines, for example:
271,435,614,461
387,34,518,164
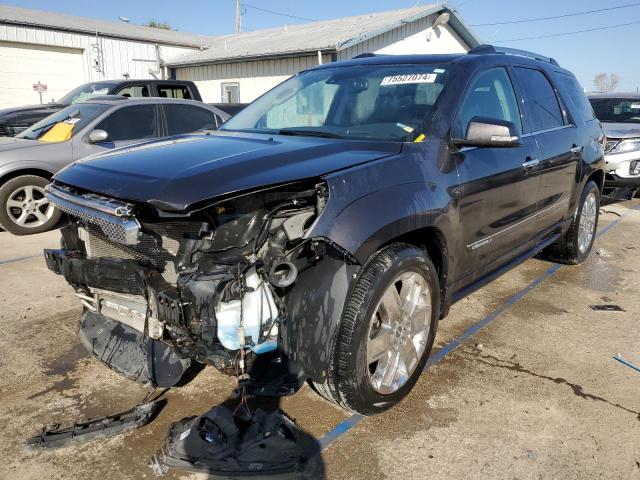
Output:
0,41,85,109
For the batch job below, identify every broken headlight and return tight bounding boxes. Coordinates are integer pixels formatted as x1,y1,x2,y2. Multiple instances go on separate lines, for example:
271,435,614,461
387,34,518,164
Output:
611,138,640,154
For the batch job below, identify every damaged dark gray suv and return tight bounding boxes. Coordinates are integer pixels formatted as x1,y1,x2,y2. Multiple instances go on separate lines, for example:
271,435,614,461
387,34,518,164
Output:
44,45,605,415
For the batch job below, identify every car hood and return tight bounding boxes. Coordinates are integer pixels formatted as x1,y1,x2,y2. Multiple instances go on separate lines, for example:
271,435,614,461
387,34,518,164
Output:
54,132,402,212
0,103,65,121
602,122,640,139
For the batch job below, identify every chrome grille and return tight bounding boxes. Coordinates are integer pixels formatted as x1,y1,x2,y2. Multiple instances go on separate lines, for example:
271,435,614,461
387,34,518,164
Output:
46,184,139,245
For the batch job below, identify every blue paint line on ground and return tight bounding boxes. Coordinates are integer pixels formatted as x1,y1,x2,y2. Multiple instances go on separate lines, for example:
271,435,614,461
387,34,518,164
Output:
0,254,41,266
316,205,636,452
317,413,365,451
613,355,640,374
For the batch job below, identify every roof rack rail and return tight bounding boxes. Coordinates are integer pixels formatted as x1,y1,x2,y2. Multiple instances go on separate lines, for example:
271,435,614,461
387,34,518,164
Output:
469,44,559,66
89,95,130,101
352,53,386,59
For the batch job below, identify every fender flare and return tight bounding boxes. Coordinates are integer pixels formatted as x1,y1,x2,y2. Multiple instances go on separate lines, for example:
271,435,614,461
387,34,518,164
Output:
0,160,56,183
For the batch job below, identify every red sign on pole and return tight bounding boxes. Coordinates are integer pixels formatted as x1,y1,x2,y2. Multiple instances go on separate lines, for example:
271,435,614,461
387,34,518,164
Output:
33,81,48,92
33,81,48,104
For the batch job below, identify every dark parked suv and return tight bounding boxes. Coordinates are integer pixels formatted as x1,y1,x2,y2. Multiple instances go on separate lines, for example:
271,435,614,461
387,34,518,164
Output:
44,46,604,415
0,79,202,136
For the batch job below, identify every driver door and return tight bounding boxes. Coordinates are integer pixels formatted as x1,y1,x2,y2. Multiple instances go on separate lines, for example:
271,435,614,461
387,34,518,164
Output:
72,104,161,160
452,67,541,287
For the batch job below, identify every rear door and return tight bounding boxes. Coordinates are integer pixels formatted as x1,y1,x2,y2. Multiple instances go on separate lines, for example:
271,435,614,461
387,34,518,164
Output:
112,83,152,98
155,84,193,100
511,67,579,231
453,66,541,281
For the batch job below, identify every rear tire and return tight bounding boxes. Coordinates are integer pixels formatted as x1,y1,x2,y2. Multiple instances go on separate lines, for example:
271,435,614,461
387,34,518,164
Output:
0,175,61,235
311,243,440,415
544,180,600,265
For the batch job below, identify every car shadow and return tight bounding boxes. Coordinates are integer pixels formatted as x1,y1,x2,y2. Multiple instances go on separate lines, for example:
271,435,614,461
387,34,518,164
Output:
601,187,638,206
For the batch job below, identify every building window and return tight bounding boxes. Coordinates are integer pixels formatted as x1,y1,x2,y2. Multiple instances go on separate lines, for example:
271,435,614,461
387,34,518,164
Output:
221,82,240,103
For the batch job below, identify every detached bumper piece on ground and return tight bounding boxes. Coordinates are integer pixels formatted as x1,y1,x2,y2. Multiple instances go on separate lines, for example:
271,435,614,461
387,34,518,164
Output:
26,400,164,449
149,405,307,478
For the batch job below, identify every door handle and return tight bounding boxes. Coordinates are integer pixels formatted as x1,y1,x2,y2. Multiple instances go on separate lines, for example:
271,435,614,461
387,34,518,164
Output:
522,158,540,171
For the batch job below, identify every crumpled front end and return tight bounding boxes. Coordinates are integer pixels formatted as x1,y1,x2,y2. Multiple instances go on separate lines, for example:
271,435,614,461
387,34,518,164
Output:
44,180,356,390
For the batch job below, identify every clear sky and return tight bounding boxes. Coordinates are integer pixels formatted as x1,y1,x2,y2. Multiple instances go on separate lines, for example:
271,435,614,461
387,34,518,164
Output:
3,0,639,92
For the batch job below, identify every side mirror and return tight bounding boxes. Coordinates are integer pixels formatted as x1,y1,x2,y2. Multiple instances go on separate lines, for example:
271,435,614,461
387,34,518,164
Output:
453,117,520,148
88,129,108,143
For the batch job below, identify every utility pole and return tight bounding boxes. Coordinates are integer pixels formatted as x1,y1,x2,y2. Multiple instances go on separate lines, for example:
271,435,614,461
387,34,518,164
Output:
235,0,241,33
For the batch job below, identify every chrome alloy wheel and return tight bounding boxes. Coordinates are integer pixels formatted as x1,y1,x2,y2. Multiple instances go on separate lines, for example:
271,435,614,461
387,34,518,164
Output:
366,271,432,394
578,191,597,254
5,185,54,228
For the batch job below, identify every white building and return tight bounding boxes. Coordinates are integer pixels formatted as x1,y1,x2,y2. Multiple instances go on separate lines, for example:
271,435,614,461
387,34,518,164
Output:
167,4,480,103
0,3,479,108
0,5,213,108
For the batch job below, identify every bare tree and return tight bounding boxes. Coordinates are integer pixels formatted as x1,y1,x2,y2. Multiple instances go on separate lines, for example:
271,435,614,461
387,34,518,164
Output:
143,20,174,30
594,73,620,93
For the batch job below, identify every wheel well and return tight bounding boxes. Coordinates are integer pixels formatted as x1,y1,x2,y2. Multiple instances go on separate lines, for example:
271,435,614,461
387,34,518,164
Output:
588,169,605,193
0,168,53,187
385,226,449,301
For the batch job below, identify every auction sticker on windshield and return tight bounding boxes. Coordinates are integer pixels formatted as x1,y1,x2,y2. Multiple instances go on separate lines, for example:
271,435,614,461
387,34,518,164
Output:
380,73,437,86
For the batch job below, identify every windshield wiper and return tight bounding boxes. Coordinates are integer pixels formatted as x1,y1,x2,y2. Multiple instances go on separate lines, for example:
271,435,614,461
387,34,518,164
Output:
277,128,343,139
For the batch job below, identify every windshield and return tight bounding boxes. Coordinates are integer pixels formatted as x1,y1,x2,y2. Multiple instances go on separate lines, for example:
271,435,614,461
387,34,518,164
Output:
221,65,452,142
58,82,113,105
589,97,640,124
17,103,110,141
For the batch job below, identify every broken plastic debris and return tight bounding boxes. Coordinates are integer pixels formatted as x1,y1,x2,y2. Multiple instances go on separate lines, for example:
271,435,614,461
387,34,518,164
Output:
589,304,625,312
26,400,164,449
150,405,306,477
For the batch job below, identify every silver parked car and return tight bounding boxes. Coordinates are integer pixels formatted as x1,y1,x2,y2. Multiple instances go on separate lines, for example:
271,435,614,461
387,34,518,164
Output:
589,93,640,196
0,97,229,235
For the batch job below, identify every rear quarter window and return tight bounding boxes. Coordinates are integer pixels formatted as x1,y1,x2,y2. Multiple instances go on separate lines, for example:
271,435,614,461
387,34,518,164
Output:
512,67,565,133
554,73,596,125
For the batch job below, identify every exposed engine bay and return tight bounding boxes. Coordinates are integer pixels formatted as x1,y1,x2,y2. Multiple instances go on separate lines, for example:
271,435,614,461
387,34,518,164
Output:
44,179,356,393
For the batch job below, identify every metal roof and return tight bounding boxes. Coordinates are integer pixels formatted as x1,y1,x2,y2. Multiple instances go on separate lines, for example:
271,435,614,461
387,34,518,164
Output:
0,5,216,48
167,4,480,66
588,92,640,99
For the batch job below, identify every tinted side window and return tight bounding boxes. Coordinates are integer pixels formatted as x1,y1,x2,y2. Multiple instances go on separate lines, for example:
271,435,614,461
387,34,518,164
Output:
513,67,564,132
164,104,218,135
554,73,595,124
115,84,150,98
455,67,522,138
157,85,192,100
96,105,158,141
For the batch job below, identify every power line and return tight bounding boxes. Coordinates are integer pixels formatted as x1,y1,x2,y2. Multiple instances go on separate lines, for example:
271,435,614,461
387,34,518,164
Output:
242,3,318,22
494,19,640,42
471,2,640,26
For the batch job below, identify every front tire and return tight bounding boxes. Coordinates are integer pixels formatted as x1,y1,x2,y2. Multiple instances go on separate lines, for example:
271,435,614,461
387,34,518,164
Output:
312,243,440,415
544,180,600,265
0,175,61,235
